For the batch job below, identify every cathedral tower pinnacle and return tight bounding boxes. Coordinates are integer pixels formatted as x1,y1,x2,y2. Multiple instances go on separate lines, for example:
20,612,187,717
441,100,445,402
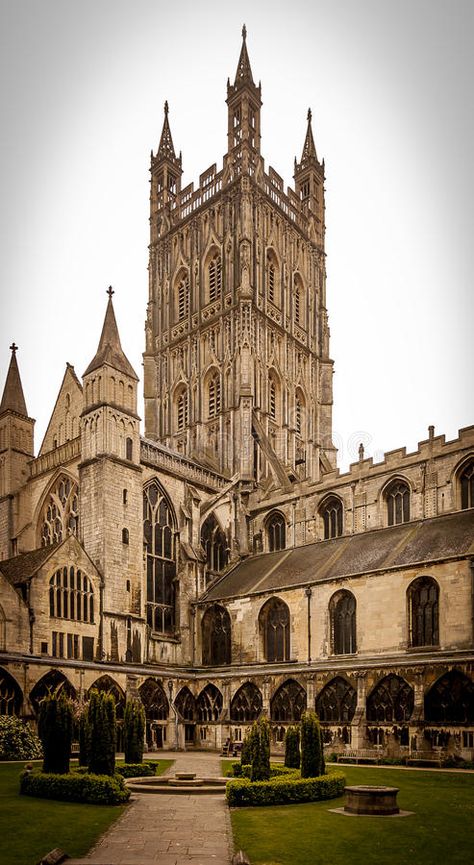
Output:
0,344,34,519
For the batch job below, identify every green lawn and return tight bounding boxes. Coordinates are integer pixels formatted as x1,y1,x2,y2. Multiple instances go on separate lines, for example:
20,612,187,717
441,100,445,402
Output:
230,765,474,865
0,759,173,865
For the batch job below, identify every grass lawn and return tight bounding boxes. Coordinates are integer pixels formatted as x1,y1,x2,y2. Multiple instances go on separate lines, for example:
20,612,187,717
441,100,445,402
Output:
230,765,474,865
0,759,173,865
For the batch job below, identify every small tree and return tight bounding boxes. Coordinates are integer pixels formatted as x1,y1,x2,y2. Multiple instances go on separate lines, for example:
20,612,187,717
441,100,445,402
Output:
251,716,271,782
88,689,116,776
78,703,91,767
123,698,146,764
0,715,42,760
240,726,256,765
38,691,73,774
284,724,300,769
300,710,325,778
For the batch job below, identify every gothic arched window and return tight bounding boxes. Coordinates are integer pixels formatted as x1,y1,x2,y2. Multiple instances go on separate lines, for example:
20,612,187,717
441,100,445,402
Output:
330,590,356,655
125,437,133,460
176,272,189,321
385,479,410,525
320,496,343,540
259,598,290,662
201,513,228,582
208,254,222,302
459,459,474,510
143,481,176,636
207,371,221,419
0,667,23,716
201,604,231,666
408,576,439,647
424,670,474,724
139,678,169,720
197,684,223,722
270,679,307,723
175,687,196,721
366,674,414,723
175,387,188,432
268,372,280,421
88,675,126,720
230,682,262,722
266,511,286,552
316,676,357,724
267,251,279,305
49,566,94,623
29,670,76,715
293,274,304,325
39,474,79,546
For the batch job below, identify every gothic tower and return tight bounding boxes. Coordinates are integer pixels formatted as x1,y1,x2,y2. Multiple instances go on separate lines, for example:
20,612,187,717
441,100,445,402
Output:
143,28,336,488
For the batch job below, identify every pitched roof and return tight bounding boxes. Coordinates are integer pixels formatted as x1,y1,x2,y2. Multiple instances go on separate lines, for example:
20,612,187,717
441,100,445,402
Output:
0,544,59,586
83,295,138,380
0,348,28,417
202,509,474,602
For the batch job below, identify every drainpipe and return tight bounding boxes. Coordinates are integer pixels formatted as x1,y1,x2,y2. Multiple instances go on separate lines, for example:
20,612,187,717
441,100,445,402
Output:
305,586,312,664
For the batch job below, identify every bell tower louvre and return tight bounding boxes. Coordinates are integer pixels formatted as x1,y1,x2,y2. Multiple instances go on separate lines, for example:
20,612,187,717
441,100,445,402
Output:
143,27,336,490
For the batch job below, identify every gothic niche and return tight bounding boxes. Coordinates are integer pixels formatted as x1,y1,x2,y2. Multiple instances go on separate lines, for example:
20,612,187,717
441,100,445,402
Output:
270,679,307,723
259,597,290,662
424,670,474,725
230,682,262,723
366,674,414,723
201,604,231,666
201,514,228,584
316,676,357,724
39,474,79,546
143,481,176,635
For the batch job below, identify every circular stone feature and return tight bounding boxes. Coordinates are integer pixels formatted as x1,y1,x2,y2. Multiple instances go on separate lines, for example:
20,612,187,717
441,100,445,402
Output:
344,785,400,816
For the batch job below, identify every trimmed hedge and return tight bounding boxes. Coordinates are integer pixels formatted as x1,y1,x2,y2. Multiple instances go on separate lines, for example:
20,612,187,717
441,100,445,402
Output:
115,762,157,778
232,762,297,779
226,769,346,807
20,769,130,804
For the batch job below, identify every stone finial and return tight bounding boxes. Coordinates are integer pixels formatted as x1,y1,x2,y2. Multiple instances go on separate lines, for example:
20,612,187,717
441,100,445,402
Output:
428,424,435,441
9,342,18,354
242,23,247,40
107,285,114,298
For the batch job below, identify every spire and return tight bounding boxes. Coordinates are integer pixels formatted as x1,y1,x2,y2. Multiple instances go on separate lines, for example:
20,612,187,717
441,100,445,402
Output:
83,289,138,380
233,23,254,86
156,100,178,162
300,108,319,166
0,343,28,417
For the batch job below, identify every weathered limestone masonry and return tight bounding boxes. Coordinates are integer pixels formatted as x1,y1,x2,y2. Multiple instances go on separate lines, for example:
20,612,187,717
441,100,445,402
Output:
0,29,473,760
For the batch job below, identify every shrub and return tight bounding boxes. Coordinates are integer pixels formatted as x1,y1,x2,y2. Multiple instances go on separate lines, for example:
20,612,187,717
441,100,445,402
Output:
88,690,116,776
115,762,156,778
123,699,146,765
20,768,130,804
251,717,271,782
38,692,73,775
78,704,91,767
300,710,325,779
284,725,301,769
0,715,42,761
232,762,297,779
226,768,346,807
240,728,255,766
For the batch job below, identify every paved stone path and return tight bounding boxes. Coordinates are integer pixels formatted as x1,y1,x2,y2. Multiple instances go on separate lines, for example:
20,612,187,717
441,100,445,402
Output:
68,752,233,865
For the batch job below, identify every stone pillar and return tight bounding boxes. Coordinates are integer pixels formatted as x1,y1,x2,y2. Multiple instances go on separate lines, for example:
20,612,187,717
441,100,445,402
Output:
351,671,367,749
409,668,425,752
262,676,272,717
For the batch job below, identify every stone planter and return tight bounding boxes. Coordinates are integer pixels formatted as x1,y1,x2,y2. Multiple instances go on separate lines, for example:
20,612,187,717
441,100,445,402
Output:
344,785,400,815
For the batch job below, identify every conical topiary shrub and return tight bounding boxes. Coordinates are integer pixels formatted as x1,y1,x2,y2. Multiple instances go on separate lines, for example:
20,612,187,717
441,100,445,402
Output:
38,690,73,774
284,724,300,769
251,716,271,782
78,703,91,767
240,725,256,766
300,710,325,778
87,689,116,776
123,698,146,764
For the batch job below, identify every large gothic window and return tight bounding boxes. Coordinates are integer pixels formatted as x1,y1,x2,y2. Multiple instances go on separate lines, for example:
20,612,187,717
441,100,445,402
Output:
271,679,307,723
330,590,356,654
459,459,474,510
197,683,223,722
230,682,262,722
88,675,126,720
143,481,176,635
316,676,357,724
176,272,189,321
201,604,231,666
425,670,474,724
39,475,79,546
29,670,76,715
366,675,414,723
0,667,22,715
208,254,222,302
139,678,169,720
266,511,286,552
207,371,221,419
175,687,196,721
49,566,94,623
408,576,439,647
259,598,290,662
385,479,410,525
320,496,343,540
201,514,228,582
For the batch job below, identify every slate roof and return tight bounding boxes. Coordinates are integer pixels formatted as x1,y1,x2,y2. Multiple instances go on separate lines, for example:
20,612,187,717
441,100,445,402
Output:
0,544,59,586
202,509,474,602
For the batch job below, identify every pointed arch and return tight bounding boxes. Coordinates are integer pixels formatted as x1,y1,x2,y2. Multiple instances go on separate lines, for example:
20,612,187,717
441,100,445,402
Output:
266,248,280,306
268,368,280,422
139,678,169,720
294,387,306,437
201,513,228,581
143,479,177,636
29,670,77,715
366,674,414,723
49,565,94,623
175,686,196,721
230,682,262,723
382,476,411,526
0,667,23,716
36,471,79,546
454,455,474,510
259,597,290,662
425,670,474,724
293,272,305,325
197,683,223,722
316,676,356,724
407,576,439,647
270,679,307,723
88,675,125,720
174,267,190,321
319,494,343,540
201,604,231,666
205,245,223,303
329,590,356,654
205,367,221,419
266,510,286,552
173,383,189,432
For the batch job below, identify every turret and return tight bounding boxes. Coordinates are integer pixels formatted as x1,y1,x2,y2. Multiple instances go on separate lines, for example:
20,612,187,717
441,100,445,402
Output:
226,25,262,158
294,109,325,246
0,344,34,498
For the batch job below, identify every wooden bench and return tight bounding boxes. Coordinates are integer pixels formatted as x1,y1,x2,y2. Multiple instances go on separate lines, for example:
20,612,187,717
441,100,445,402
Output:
337,749,382,764
406,750,444,766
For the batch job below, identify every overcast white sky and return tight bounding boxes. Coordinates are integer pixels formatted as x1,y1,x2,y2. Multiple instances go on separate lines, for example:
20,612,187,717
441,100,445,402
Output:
0,0,472,470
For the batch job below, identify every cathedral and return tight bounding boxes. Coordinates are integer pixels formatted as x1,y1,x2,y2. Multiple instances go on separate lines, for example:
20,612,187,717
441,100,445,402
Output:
1,30,473,759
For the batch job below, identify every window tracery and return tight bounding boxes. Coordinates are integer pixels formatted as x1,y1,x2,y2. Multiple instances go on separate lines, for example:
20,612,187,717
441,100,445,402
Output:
201,604,231,665
408,576,439,647
266,511,286,552
316,676,356,724
177,273,189,321
29,670,76,715
39,475,79,546
330,590,356,654
201,514,228,581
270,679,307,723
208,255,222,302
139,678,169,720
459,459,474,510
197,683,223,722
230,682,262,722
88,675,125,720
208,371,221,418
175,686,196,721
424,670,474,724
259,598,290,662
320,496,343,540
366,674,414,723
385,479,410,525
143,481,176,635
49,566,94,623
0,667,22,716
